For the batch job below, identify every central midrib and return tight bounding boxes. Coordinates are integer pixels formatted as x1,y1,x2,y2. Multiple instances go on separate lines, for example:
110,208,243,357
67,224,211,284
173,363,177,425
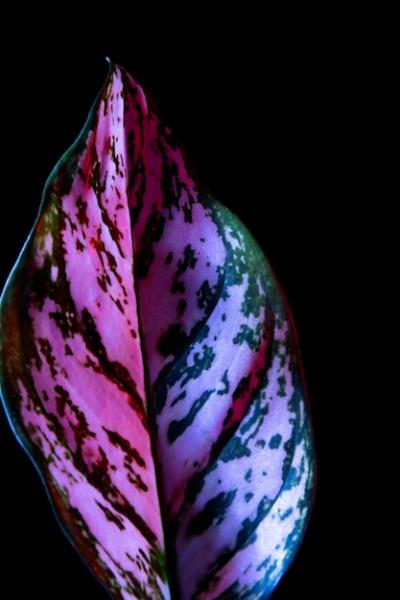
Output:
130,232,181,600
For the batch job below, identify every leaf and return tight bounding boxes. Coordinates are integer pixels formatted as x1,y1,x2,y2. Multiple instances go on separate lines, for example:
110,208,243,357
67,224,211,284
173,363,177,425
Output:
0,62,315,599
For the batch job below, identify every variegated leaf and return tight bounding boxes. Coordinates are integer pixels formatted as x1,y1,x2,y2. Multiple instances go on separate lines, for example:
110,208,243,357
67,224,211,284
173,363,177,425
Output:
0,63,315,599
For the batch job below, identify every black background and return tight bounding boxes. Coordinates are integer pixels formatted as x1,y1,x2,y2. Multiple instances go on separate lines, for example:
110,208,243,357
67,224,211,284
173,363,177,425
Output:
0,21,366,599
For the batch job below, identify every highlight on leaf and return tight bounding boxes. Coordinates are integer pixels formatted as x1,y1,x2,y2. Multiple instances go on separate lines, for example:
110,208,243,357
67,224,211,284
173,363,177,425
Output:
0,62,315,599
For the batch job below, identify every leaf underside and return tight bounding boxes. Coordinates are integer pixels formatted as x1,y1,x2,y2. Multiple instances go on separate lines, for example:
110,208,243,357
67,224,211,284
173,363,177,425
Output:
0,64,315,600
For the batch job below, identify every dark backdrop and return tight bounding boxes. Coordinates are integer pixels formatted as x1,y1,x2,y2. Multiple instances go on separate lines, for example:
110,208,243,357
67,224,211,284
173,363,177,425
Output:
0,27,361,599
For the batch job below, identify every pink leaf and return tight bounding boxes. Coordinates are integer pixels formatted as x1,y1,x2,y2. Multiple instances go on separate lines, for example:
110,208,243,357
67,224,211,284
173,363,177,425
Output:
0,63,315,599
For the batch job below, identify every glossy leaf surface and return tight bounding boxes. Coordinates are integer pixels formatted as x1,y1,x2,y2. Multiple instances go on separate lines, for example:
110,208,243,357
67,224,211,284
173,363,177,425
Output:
0,64,315,599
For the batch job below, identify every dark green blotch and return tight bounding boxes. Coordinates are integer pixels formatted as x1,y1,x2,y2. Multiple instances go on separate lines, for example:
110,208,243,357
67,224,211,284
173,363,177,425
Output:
181,244,197,270
280,508,293,521
244,559,278,598
197,280,217,311
157,324,188,358
209,423,242,467
284,518,303,551
170,279,185,294
196,323,210,344
186,489,237,537
181,462,218,508
282,438,295,480
168,389,214,443
240,396,269,436
217,369,230,396
233,323,263,351
241,274,265,318
277,375,286,397
283,461,304,491
256,556,270,572
153,323,213,416
236,496,272,550
269,433,282,449
220,436,251,463
181,345,215,386
170,390,186,407
171,244,198,294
